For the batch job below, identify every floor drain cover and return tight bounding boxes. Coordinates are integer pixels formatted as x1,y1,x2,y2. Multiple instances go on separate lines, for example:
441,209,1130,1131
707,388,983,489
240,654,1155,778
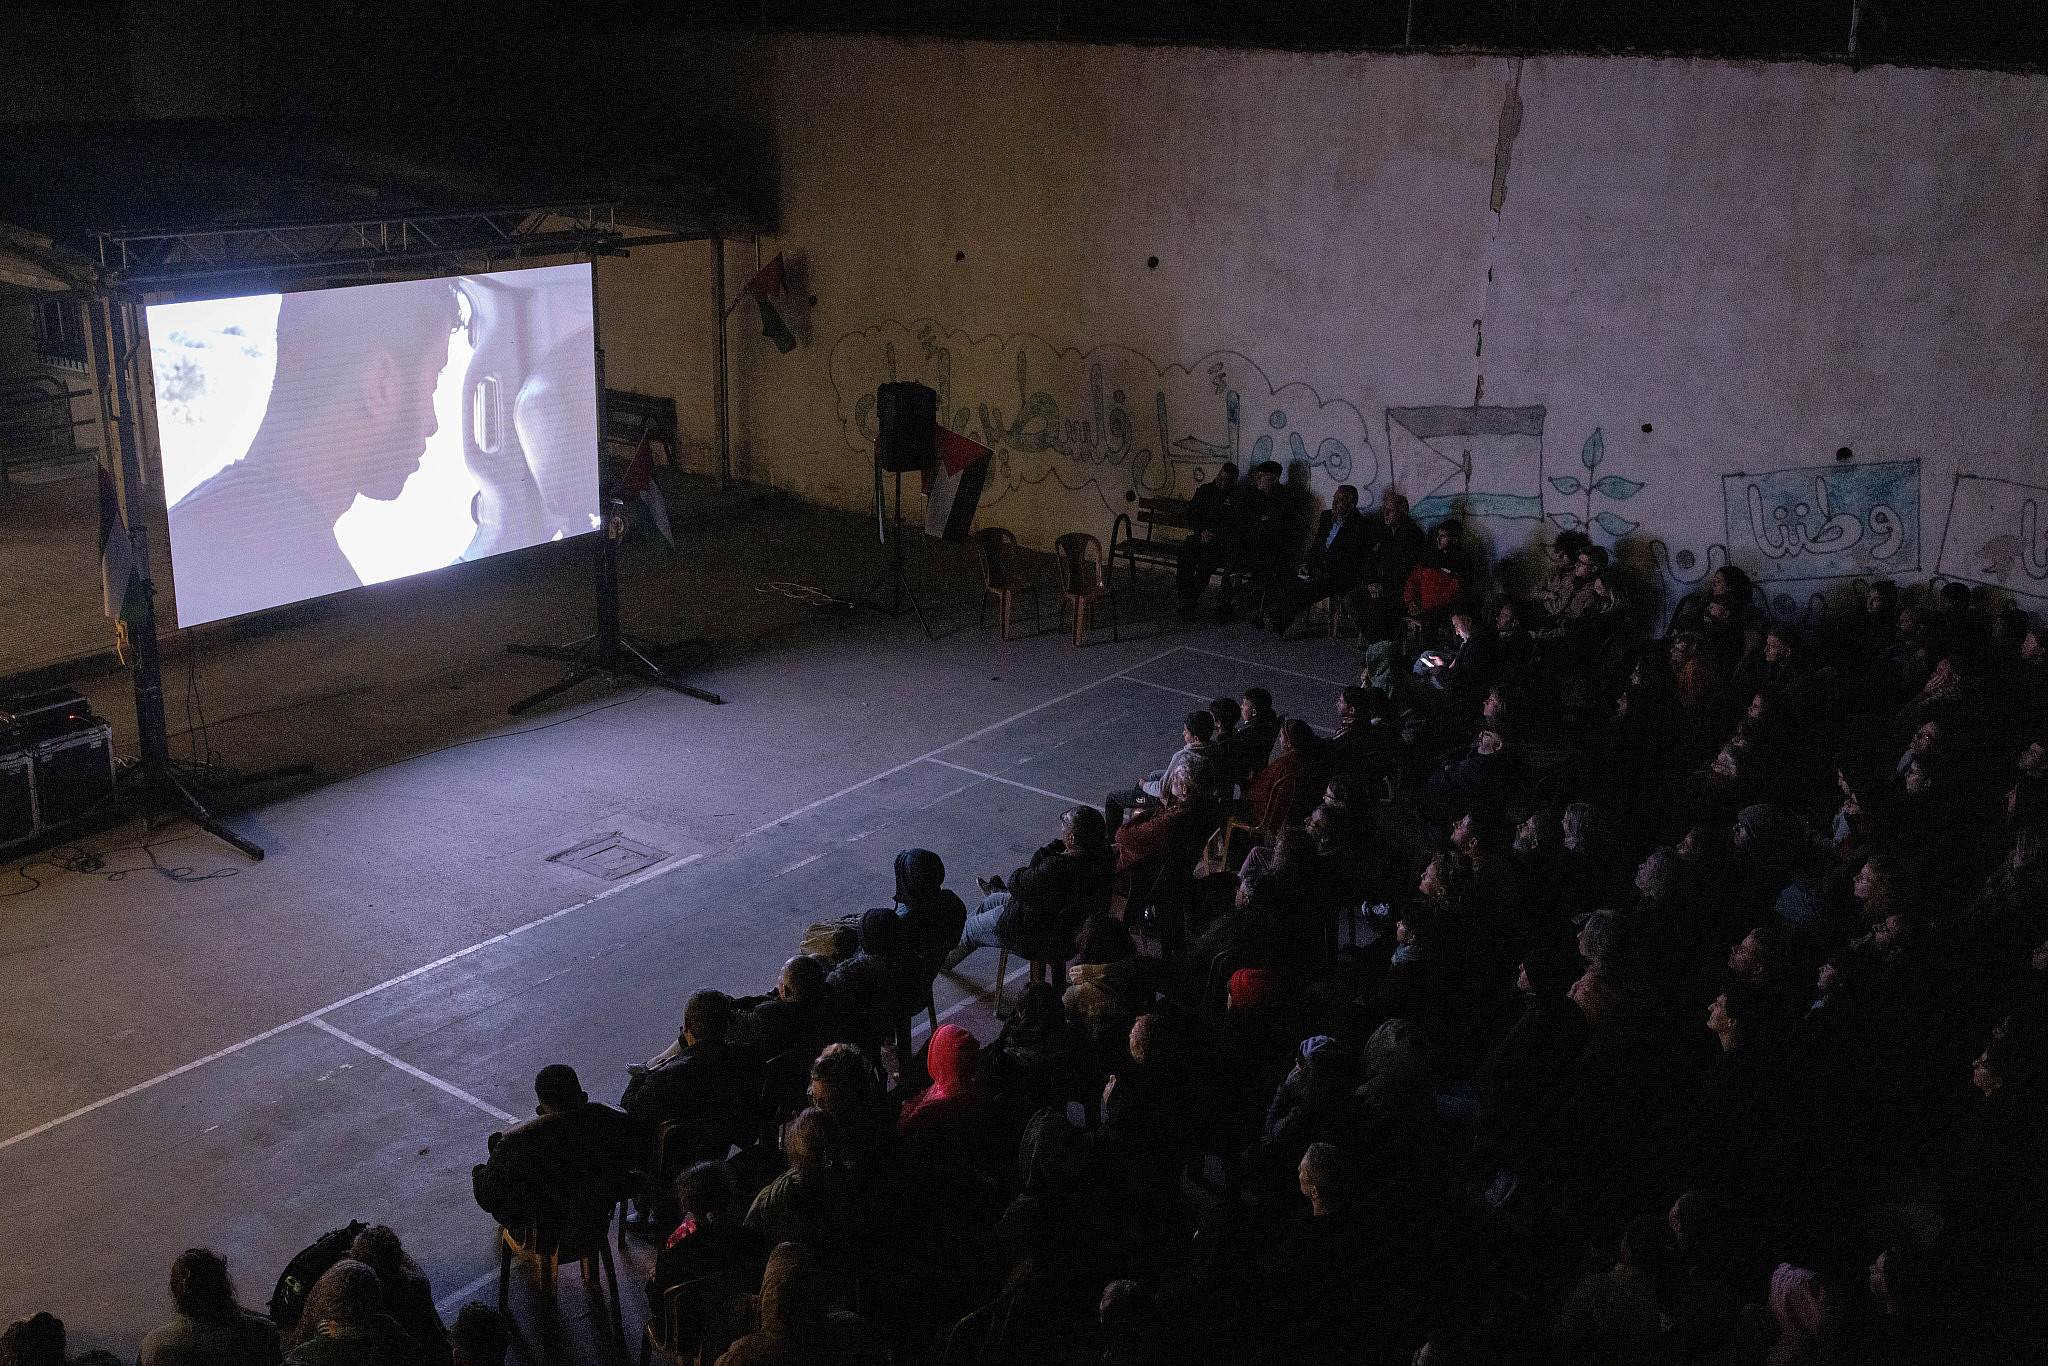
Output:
547,833,668,880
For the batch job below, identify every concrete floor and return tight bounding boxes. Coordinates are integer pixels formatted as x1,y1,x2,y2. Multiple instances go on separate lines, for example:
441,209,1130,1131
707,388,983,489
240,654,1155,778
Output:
0,487,1358,1359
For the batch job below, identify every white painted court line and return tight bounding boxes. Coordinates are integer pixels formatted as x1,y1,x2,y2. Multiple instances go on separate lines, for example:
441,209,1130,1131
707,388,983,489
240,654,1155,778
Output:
0,850,701,1154
0,649,1189,1155
734,646,1186,841
436,1268,503,1315
1119,674,1214,702
773,853,826,878
922,758,1090,807
1175,645,1353,688
308,1018,519,1125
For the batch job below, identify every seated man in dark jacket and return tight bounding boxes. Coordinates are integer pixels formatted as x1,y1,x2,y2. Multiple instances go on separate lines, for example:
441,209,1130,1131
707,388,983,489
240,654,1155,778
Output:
726,955,836,1063
1176,461,1239,616
622,992,751,1159
473,1064,638,1234
946,806,1117,971
1261,484,1373,639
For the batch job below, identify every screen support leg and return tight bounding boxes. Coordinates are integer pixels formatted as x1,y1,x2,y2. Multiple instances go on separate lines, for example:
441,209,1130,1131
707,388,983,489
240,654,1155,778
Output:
504,335,722,715
97,298,298,861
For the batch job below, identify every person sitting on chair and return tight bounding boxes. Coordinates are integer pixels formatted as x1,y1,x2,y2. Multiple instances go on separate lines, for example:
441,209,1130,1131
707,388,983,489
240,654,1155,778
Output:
1115,761,1223,875
472,1064,637,1236
726,956,836,1064
946,807,1116,974
643,1161,771,1343
889,847,967,973
1231,688,1284,786
1261,484,1372,639
1175,461,1239,618
1105,710,1224,833
623,993,751,1158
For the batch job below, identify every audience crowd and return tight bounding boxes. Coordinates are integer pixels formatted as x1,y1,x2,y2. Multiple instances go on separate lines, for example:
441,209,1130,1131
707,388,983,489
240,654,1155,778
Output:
10,514,2048,1364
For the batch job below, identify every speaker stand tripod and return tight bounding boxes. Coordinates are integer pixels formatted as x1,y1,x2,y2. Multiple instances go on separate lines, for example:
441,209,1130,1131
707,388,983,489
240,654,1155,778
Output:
860,464,935,640
506,511,723,715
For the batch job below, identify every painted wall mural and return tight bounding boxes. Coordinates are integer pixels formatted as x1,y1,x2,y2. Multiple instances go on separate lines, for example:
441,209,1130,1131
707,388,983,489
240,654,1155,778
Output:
1720,460,1920,581
826,321,1376,517
1936,474,2048,599
1384,405,1546,523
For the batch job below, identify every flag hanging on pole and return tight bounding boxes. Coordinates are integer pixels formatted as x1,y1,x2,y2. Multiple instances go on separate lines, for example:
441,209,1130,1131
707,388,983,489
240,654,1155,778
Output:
744,253,798,355
922,427,993,541
619,427,675,549
97,463,147,624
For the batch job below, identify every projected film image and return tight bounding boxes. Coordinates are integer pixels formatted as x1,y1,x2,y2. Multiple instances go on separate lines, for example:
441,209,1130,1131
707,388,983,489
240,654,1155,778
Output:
150,263,599,627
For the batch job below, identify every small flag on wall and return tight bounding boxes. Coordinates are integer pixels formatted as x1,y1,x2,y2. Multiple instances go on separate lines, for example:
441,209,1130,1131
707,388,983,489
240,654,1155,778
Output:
620,427,675,548
923,427,993,542
744,253,798,355
97,463,147,624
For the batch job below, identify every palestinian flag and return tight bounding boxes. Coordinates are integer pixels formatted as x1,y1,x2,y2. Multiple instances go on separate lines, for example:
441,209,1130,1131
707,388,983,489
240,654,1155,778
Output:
745,253,798,354
922,427,992,541
97,463,147,623
619,428,674,548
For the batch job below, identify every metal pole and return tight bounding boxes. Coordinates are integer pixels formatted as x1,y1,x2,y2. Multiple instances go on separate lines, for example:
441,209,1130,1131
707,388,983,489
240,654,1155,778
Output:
713,236,731,489
91,297,174,801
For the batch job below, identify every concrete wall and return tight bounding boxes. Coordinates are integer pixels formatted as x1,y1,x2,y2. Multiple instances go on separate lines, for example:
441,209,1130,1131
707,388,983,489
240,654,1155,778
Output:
699,36,2048,622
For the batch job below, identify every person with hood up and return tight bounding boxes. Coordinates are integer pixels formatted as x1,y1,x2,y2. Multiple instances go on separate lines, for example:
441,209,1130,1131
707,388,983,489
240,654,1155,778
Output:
827,909,922,1056
890,848,966,974
896,1023,989,1162
282,1261,430,1366
1251,1036,1357,1187
714,1242,879,1366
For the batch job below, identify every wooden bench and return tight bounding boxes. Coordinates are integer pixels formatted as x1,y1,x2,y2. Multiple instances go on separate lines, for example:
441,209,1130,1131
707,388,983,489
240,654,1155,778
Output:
1109,496,1194,585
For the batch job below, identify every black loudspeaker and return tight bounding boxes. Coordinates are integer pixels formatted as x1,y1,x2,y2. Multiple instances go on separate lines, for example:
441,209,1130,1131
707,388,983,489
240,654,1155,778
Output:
0,746,33,850
31,717,114,828
875,381,937,473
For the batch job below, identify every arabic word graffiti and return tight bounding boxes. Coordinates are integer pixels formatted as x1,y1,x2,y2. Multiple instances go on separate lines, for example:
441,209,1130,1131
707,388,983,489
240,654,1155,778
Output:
1721,460,1919,581
829,321,1376,516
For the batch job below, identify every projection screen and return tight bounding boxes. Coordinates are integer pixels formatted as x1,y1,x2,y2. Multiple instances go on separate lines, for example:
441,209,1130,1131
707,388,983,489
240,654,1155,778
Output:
149,263,598,628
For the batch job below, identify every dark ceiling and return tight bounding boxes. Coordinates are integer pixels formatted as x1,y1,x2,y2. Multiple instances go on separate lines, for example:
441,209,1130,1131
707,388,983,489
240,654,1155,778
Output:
530,0,2043,68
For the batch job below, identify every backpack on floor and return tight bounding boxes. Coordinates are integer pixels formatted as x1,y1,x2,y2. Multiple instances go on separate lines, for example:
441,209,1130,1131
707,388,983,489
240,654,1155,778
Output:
268,1219,367,1333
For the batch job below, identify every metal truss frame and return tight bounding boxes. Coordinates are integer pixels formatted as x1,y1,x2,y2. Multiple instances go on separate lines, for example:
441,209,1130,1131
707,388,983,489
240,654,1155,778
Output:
91,203,645,291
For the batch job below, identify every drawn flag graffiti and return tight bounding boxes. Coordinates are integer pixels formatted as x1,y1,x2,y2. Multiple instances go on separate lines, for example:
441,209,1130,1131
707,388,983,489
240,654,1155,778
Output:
1935,474,2048,597
1384,406,1545,522
1720,460,1918,581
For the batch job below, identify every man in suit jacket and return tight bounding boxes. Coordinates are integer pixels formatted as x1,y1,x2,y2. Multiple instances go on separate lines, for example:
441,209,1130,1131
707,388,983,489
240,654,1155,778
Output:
1262,484,1372,637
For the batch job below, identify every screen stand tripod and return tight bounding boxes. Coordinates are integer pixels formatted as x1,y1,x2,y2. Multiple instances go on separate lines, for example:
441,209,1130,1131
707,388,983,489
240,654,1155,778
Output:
860,463,935,640
505,512,723,714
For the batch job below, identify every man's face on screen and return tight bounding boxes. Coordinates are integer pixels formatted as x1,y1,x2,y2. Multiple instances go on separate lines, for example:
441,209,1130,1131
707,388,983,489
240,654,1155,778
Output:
352,331,451,501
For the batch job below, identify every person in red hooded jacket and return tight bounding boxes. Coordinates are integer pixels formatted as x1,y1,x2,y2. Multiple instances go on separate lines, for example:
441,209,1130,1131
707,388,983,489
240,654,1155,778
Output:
896,1024,988,1165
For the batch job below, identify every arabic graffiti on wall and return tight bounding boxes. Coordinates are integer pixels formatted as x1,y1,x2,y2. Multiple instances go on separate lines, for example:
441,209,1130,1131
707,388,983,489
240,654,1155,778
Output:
827,321,1376,520
1720,460,1919,581
1935,473,2048,599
